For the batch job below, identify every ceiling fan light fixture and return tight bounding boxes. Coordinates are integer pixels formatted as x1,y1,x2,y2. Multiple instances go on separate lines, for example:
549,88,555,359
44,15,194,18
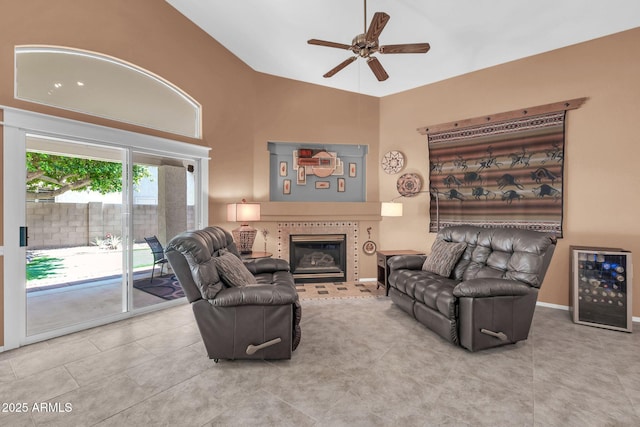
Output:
307,2,430,81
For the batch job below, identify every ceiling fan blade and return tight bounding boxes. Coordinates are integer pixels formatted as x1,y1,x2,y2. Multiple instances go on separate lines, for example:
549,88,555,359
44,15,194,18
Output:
323,56,358,78
308,39,352,50
365,12,390,42
367,57,389,81
379,43,431,54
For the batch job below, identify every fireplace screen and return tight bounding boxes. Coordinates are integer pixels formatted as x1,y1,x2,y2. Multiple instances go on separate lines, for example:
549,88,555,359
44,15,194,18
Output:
289,234,346,283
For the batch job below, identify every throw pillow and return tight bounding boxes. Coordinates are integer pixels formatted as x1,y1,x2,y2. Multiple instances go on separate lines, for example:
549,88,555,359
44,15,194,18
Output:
213,252,254,287
422,239,467,277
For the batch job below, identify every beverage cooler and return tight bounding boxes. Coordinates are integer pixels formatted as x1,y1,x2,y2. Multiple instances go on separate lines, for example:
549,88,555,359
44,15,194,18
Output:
570,246,633,332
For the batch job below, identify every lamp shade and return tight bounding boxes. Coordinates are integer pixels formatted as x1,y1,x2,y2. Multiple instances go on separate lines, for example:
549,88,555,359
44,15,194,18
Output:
227,202,261,223
381,202,403,217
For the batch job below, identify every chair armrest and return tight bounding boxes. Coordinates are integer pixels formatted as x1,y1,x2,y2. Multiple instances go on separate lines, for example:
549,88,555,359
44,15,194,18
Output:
387,255,426,271
453,278,533,298
244,258,290,275
211,283,298,307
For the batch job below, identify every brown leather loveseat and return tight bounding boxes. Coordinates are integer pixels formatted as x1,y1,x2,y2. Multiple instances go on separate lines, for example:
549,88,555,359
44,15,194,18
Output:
387,226,556,351
165,226,301,361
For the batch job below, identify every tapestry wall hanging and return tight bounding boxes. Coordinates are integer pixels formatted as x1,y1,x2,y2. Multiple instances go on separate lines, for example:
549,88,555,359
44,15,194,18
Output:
421,99,585,237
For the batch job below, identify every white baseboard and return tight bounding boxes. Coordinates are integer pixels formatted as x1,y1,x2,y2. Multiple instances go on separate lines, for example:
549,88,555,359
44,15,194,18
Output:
537,301,639,323
358,277,377,282
536,301,569,311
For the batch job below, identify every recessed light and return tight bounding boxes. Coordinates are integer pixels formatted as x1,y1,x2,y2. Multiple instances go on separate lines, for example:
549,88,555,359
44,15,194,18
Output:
76,81,84,86
54,82,62,88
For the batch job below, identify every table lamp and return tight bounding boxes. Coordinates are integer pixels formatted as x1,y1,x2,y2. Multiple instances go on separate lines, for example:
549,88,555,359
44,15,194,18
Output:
227,199,261,253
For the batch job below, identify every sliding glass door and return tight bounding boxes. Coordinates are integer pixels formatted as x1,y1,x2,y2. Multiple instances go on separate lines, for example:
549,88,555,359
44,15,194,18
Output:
25,135,127,335
131,151,197,310
3,108,209,349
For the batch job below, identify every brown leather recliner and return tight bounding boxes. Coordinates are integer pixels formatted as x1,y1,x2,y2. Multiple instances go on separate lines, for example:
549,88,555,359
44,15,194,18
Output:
165,226,301,361
388,226,556,351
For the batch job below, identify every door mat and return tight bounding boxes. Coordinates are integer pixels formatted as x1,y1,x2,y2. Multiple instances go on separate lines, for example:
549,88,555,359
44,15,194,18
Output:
133,275,185,300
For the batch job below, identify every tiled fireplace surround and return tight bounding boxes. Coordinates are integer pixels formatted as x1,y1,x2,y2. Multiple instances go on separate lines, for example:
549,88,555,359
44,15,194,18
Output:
277,222,360,282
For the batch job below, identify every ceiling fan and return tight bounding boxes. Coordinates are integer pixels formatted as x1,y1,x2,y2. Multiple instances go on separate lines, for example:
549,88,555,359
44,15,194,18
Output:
307,0,431,81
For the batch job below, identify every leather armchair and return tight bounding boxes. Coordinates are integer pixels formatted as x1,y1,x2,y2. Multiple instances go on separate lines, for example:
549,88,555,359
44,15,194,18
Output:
165,226,301,361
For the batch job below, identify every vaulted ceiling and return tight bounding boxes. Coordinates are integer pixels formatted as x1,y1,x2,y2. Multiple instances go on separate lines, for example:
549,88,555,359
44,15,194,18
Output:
166,0,640,97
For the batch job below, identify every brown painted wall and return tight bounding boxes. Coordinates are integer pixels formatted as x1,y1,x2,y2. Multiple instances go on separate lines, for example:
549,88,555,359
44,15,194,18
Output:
379,27,640,316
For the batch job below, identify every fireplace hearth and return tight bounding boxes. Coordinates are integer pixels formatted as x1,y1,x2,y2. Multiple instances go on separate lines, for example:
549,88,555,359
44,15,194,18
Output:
289,234,346,283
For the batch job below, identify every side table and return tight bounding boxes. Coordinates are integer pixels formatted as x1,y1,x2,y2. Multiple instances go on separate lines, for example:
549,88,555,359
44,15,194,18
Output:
377,250,425,296
240,251,273,260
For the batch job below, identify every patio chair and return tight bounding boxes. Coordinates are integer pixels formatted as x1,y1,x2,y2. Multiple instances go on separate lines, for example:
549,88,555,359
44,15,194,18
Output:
144,235,169,282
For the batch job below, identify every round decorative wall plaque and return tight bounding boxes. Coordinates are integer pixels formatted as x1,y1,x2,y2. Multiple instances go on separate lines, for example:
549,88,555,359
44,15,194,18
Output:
362,227,376,255
381,150,405,174
396,173,423,197
362,240,377,255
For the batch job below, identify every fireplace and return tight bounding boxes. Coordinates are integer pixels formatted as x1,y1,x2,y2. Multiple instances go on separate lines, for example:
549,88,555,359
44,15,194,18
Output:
289,234,347,283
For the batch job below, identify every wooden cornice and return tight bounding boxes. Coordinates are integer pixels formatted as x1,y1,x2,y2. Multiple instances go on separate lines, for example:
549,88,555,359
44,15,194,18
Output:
417,97,587,136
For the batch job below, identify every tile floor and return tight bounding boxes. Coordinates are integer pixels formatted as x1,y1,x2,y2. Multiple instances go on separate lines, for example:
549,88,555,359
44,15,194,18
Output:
1,298,639,426
27,279,166,335
295,281,385,299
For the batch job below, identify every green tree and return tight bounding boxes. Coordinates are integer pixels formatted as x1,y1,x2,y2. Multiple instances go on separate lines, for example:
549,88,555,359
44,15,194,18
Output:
26,152,150,200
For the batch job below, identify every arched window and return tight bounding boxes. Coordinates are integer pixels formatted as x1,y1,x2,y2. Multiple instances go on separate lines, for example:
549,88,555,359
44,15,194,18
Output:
15,46,202,138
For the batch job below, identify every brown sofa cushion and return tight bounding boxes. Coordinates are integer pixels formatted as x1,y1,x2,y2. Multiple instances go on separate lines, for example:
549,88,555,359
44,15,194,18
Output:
422,239,467,277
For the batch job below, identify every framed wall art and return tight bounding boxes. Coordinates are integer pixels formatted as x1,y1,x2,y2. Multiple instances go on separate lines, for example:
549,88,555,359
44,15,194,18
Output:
349,163,357,177
297,166,306,185
268,142,368,202
283,179,291,195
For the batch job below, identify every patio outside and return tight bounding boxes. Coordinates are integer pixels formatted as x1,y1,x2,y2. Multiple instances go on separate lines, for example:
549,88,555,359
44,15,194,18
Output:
26,242,157,290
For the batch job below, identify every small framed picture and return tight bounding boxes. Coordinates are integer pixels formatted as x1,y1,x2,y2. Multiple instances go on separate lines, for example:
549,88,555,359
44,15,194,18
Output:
298,148,313,158
297,166,306,185
337,178,345,192
333,158,344,176
315,181,330,189
283,179,291,195
349,163,357,178
279,161,288,177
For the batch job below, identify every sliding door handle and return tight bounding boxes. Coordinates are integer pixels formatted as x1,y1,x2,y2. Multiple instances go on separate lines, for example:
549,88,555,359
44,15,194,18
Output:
19,226,28,247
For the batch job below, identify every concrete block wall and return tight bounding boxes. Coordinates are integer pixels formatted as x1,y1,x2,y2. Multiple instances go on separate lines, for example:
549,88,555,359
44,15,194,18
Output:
27,203,89,248
132,205,159,243
27,202,162,249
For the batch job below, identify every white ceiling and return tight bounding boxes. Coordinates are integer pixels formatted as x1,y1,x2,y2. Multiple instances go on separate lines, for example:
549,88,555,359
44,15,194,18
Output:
166,0,640,97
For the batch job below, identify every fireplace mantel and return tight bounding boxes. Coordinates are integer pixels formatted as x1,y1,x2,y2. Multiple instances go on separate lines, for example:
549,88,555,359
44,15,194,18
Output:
260,202,381,222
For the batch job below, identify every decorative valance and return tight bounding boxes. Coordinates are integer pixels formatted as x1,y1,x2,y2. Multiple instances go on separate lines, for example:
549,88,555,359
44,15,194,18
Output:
419,98,586,236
